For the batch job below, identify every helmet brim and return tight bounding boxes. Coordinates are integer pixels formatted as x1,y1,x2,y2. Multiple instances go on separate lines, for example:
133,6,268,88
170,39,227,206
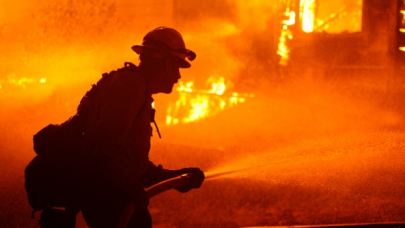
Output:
132,45,191,68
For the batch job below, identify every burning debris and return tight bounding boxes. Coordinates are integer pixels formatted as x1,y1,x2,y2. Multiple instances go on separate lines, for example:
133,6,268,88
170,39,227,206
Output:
166,77,254,125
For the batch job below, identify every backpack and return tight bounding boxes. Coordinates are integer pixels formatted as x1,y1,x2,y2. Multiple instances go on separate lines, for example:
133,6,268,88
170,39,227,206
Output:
24,62,138,217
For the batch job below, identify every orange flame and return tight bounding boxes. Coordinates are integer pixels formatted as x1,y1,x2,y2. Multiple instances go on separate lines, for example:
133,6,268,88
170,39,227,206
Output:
301,0,316,33
166,77,254,125
277,8,295,66
277,0,317,65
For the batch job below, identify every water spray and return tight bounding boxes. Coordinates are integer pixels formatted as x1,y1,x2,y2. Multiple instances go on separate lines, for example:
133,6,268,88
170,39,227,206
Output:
204,169,244,180
205,162,275,180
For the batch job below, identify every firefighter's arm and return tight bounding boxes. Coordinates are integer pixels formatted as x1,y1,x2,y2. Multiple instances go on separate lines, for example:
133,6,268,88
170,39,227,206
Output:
139,161,164,188
140,161,205,192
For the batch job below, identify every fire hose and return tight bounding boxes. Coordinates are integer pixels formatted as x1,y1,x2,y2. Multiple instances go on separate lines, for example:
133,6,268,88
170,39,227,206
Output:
116,174,191,228
116,170,242,228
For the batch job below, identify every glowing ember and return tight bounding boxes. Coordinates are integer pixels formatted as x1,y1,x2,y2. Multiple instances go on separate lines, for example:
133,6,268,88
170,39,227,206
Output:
166,77,254,125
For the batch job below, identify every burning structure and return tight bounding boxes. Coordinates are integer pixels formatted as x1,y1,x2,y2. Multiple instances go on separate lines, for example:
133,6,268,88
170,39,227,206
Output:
277,0,405,107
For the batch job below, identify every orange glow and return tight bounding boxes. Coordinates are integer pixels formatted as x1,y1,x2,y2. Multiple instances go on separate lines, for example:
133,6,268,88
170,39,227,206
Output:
166,77,254,125
1,73,46,89
312,1,362,33
233,0,276,32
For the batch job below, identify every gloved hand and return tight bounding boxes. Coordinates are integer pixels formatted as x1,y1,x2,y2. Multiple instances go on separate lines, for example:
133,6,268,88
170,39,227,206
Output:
165,167,205,193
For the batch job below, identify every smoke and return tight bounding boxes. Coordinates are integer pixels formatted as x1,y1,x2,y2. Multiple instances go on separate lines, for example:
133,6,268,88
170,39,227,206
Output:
232,0,278,32
0,0,278,108
169,0,280,90
177,21,244,87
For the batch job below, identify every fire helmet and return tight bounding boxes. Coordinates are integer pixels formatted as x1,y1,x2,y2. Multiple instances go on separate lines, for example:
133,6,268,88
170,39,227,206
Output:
132,26,196,68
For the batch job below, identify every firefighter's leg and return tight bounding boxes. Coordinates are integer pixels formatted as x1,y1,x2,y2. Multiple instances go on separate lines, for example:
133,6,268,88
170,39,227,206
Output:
81,180,152,228
127,209,152,228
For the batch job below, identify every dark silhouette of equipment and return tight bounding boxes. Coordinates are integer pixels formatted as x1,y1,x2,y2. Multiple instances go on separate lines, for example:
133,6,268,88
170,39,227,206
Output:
117,174,191,228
